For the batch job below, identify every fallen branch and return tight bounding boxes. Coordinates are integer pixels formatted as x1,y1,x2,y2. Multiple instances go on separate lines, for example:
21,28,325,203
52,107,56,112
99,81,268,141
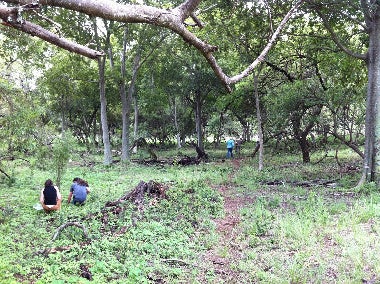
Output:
161,258,228,275
0,167,11,180
162,258,193,266
262,179,339,188
52,222,89,241
35,245,74,255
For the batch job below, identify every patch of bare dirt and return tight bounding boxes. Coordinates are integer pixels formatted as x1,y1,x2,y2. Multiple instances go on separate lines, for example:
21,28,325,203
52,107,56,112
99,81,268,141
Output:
201,158,254,282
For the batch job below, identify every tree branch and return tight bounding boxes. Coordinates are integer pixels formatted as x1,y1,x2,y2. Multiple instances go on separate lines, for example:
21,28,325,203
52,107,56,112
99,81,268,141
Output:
329,130,364,158
176,0,202,21
315,9,367,61
228,0,305,84
0,6,104,58
1,0,304,91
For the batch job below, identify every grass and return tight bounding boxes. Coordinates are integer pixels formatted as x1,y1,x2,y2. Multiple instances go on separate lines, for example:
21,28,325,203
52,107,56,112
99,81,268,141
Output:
0,145,379,283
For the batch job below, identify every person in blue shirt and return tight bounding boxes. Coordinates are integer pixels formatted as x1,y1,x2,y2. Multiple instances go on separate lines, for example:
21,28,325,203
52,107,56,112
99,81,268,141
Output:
226,137,235,158
67,177,91,205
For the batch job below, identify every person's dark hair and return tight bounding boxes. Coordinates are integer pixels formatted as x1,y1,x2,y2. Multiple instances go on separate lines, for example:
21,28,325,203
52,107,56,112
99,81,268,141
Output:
45,179,53,187
78,178,89,187
73,177,80,182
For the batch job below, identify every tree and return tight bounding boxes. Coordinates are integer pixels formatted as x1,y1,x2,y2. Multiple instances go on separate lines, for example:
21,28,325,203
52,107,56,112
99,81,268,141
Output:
38,52,100,146
305,1,378,183
0,0,312,163
0,0,304,90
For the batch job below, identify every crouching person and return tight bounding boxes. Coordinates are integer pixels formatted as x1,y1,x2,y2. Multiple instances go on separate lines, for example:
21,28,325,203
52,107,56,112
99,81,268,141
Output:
67,177,90,205
40,179,62,212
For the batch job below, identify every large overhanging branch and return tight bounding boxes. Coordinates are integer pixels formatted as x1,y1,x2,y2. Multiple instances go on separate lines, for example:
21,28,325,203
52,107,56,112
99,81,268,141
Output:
0,0,304,90
228,0,304,85
0,5,104,58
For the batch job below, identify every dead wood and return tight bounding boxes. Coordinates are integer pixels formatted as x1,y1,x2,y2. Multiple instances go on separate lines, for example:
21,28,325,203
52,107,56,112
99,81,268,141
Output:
35,245,74,255
161,258,228,276
177,155,200,166
188,141,208,160
0,167,11,180
105,180,168,208
80,263,92,280
262,179,339,188
131,158,170,166
52,222,89,241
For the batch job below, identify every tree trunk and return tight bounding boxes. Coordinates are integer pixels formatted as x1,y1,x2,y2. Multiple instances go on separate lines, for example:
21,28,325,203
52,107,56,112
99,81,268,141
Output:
94,18,112,165
216,112,224,146
172,97,181,149
299,134,310,163
361,7,380,184
124,53,140,159
291,115,311,163
120,28,129,162
254,70,264,170
98,56,112,165
133,95,139,153
195,89,203,151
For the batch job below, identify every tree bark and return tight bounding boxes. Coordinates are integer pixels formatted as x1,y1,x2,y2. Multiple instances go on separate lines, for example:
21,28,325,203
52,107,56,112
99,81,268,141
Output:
254,69,264,170
133,95,139,153
360,5,380,184
120,28,129,162
123,52,140,161
195,89,203,151
94,18,112,165
172,97,182,149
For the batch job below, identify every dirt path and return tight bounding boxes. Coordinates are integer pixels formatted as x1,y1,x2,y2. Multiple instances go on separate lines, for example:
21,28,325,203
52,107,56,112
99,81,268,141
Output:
201,158,253,282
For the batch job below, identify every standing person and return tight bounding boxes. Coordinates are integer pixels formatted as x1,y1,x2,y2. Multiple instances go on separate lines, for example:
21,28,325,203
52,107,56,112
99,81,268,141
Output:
40,179,62,212
226,137,235,158
67,177,91,205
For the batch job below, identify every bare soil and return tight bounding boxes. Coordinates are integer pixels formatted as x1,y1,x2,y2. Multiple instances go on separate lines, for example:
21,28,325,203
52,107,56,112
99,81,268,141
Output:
201,158,254,282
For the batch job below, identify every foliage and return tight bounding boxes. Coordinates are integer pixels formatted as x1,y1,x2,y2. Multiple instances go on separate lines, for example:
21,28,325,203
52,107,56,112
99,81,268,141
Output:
1,145,379,283
0,0,378,281
35,132,75,187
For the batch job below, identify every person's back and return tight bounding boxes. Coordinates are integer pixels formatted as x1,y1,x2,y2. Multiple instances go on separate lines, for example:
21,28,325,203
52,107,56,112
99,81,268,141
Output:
40,179,62,212
226,138,235,158
68,177,90,205
43,185,57,205
72,183,87,203
227,139,234,149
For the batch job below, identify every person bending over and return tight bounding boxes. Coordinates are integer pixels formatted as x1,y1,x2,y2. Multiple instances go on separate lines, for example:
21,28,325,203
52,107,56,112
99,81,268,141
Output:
40,179,62,212
67,177,90,205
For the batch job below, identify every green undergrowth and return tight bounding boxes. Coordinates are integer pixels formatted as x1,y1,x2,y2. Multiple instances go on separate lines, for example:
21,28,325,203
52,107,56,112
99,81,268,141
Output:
1,147,379,283
0,158,228,283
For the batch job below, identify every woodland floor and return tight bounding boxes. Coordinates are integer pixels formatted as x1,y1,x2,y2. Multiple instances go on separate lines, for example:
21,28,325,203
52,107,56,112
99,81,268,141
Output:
202,158,253,282
199,157,377,283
